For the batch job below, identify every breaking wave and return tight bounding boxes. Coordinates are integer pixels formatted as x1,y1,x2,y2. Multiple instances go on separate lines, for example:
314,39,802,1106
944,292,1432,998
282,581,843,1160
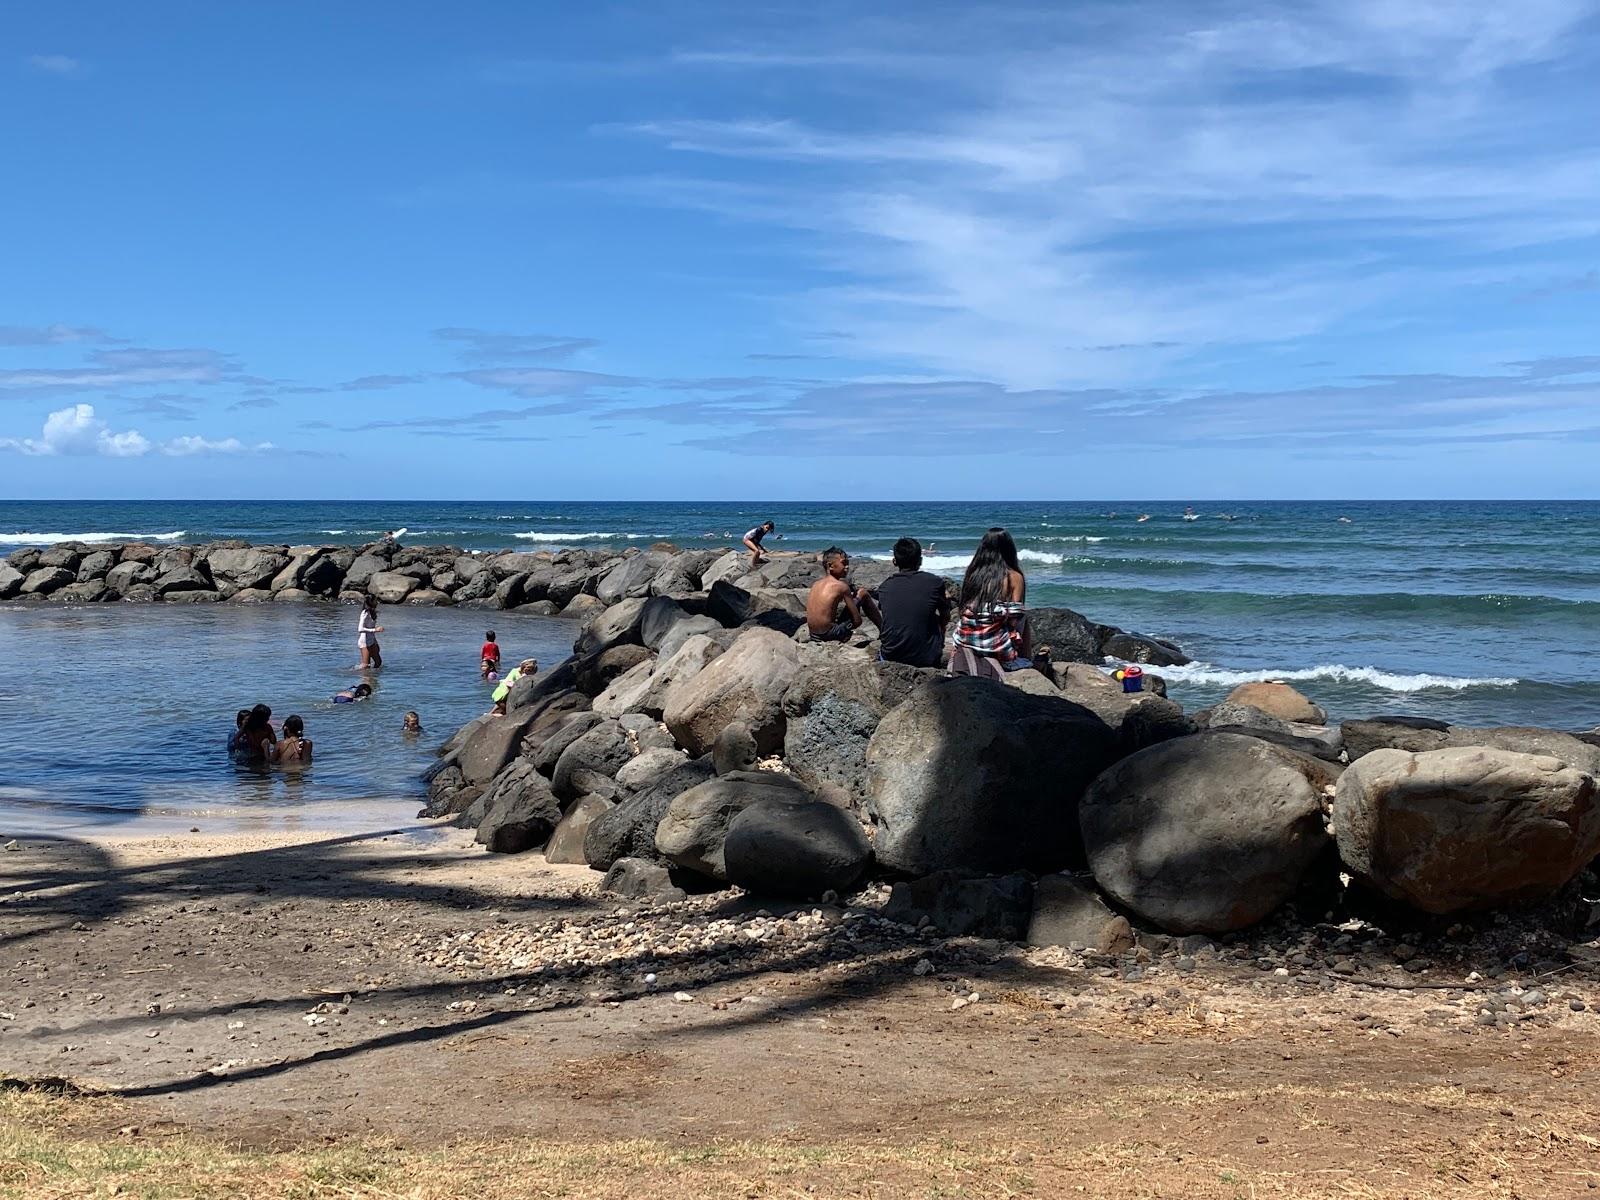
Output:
1156,663,1520,693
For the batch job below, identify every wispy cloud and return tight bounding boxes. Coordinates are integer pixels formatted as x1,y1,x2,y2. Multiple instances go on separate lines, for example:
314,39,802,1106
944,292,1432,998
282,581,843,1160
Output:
631,0,1600,388
434,327,601,363
0,323,118,347
0,346,234,392
26,54,83,77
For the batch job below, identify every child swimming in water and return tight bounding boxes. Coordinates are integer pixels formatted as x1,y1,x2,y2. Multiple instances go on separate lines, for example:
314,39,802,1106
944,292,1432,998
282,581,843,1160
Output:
402,711,422,735
333,682,373,704
480,631,501,679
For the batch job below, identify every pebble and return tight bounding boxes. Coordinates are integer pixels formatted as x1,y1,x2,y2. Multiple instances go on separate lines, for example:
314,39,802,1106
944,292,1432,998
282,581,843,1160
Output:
673,992,694,1003
2,840,18,852
1175,957,1196,973
1522,990,1546,1008
1331,959,1356,976
1570,999,1586,1012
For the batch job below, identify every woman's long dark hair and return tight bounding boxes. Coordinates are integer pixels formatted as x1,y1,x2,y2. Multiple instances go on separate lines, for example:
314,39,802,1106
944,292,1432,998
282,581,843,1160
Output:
363,594,378,616
959,527,1022,610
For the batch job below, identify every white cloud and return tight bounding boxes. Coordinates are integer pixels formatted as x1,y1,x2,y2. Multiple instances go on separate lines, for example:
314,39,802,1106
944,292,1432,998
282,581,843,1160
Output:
0,404,150,457
27,54,83,77
161,435,276,456
637,0,1600,388
1,404,275,459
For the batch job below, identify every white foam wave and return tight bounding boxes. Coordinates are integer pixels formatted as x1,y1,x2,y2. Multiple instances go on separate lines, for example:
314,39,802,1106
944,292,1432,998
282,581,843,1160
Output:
1018,549,1062,564
1156,663,1520,693
513,531,663,542
0,530,186,545
321,529,347,535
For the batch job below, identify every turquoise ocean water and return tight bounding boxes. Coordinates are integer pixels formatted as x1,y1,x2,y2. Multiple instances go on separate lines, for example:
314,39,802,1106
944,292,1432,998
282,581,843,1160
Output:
2,499,1596,828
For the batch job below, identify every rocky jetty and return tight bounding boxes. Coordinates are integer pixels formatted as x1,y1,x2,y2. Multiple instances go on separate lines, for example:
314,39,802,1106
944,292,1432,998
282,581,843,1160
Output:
419,553,1600,947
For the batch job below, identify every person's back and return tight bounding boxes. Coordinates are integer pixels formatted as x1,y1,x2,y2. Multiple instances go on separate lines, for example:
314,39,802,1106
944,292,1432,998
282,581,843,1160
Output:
874,537,951,667
277,714,313,766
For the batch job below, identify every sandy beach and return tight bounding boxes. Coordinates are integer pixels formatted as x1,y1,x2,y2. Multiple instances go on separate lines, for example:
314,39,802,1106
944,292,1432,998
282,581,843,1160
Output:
4,811,1599,1197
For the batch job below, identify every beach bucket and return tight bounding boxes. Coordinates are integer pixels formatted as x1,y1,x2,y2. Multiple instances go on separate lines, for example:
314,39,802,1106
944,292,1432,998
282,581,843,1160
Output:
1119,665,1144,693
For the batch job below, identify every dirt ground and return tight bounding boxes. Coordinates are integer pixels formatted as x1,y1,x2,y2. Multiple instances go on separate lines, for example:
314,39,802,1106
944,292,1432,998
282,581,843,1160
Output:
2,816,1599,1198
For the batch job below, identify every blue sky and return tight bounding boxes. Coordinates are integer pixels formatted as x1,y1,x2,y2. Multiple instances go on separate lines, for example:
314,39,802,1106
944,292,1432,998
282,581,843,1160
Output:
3,0,1599,499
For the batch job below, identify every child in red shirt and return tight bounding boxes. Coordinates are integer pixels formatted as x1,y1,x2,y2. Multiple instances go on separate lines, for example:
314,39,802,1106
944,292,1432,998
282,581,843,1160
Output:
480,631,502,679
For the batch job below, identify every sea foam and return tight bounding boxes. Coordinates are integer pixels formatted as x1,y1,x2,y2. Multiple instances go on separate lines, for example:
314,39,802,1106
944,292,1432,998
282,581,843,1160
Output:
0,530,186,545
1156,663,1520,693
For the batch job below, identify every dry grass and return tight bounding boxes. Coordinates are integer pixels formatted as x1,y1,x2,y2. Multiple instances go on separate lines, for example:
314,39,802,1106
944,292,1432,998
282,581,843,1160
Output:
4,1078,1598,1200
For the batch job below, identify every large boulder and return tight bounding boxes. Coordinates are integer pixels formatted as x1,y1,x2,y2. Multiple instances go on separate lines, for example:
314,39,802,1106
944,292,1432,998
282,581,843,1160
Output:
20,566,75,596
782,656,937,805
546,564,603,607
300,554,345,596
596,551,670,605
154,565,212,595
705,579,756,627
655,615,726,664
458,708,547,786
544,795,614,864
1224,681,1326,724
1054,670,1195,755
474,764,563,854
638,595,690,651
1341,715,1454,761
0,562,25,598
649,551,716,597
723,798,871,898
583,758,717,869
574,597,648,657
654,771,809,881
1026,874,1135,953
1100,630,1190,667
105,560,154,593
615,747,688,792
76,550,116,581
882,871,1034,940
527,710,606,774
663,627,801,756
1334,745,1600,914
864,677,1122,875
601,857,687,902
592,658,657,717
366,570,419,604
699,550,748,589
341,552,390,591
37,546,83,571
1078,732,1336,934
208,547,288,591
574,643,652,697
1025,607,1104,663
551,719,635,801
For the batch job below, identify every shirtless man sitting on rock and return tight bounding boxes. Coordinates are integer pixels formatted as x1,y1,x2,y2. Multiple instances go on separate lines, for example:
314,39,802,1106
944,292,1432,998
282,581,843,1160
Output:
805,547,879,643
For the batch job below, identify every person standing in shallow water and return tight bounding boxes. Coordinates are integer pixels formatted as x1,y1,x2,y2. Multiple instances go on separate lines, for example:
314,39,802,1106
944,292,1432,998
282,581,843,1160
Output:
357,595,384,669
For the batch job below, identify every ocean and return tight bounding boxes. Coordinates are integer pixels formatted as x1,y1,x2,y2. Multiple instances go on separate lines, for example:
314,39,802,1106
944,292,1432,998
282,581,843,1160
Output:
2,499,1597,830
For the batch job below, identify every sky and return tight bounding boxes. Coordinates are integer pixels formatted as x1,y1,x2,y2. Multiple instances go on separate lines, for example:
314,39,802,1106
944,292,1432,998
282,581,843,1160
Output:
2,0,1599,500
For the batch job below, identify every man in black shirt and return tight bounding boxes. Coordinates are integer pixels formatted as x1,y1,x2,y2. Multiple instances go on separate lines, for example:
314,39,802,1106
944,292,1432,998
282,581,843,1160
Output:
871,537,952,668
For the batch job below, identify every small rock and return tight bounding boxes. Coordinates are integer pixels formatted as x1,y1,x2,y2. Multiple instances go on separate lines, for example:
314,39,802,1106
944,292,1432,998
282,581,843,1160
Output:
1392,943,1417,963
1331,958,1357,976
3,841,18,852
673,991,694,1003
1273,967,1290,977
912,959,935,977
1570,999,1586,1012
1175,956,1196,973
1522,989,1546,1008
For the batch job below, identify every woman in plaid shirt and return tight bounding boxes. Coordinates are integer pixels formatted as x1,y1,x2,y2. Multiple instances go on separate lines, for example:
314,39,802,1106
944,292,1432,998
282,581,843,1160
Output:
952,527,1035,674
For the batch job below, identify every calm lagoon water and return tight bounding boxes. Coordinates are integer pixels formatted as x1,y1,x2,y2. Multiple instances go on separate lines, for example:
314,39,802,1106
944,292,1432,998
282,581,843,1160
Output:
0,603,576,833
